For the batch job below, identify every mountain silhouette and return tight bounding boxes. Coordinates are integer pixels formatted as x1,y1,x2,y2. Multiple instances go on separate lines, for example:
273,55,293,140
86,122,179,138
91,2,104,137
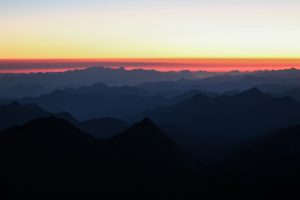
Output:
143,88,300,162
236,87,265,97
0,117,95,194
0,101,51,131
0,101,83,132
0,117,93,154
0,102,129,138
0,117,208,196
110,118,203,171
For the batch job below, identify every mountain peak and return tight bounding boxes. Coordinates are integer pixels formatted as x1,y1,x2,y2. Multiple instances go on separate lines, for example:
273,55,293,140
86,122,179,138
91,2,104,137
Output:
239,88,265,97
9,116,91,143
140,117,156,125
112,117,167,143
131,117,161,134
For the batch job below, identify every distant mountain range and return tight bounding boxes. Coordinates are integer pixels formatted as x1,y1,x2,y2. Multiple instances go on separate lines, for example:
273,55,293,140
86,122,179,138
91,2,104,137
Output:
1,67,300,99
14,79,300,122
20,90,170,120
138,68,300,93
0,66,208,89
19,83,214,120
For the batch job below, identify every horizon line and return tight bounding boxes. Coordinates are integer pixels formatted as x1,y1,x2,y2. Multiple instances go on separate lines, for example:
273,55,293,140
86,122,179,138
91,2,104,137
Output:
2,58,300,61
1,58,300,73
0,66,298,75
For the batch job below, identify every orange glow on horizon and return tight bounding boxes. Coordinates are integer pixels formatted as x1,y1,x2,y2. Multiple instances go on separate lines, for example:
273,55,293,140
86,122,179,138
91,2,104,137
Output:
1,58,300,73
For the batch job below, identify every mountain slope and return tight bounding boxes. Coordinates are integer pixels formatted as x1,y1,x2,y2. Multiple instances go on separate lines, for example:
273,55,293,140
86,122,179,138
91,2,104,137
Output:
209,124,300,197
274,88,300,103
110,118,203,172
220,125,300,177
144,88,300,161
0,117,96,193
0,117,93,155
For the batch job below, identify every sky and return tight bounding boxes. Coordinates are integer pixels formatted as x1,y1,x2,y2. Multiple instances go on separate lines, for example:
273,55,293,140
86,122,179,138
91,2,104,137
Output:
1,0,300,72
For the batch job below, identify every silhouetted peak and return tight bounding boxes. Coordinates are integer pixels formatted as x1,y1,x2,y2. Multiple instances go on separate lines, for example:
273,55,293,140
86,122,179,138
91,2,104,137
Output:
19,117,81,135
238,88,265,97
141,117,155,125
113,118,168,143
135,117,161,132
16,116,92,142
0,116,95,157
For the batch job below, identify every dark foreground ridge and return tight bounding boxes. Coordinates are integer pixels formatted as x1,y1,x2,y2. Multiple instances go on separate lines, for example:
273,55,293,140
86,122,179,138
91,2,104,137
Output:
0,117,211,199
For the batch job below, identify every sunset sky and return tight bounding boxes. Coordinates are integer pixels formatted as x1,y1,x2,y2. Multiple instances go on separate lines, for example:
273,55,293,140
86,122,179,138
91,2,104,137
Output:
1,0,300,72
